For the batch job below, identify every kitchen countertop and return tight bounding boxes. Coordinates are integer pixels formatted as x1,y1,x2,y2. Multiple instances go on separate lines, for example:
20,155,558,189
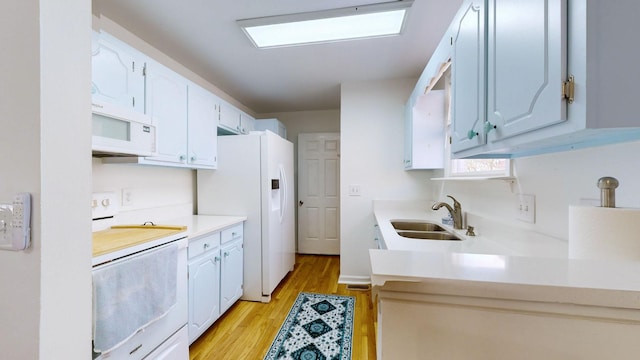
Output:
371,200,640,309
91,215,246,265
167,215,247,239
374,200,567,257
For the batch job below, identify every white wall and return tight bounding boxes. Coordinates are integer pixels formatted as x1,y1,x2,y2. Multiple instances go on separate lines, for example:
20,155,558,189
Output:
431,140,640,241
92,159,195,223
339,78,435,282
0,1,93,358
259,110,341,142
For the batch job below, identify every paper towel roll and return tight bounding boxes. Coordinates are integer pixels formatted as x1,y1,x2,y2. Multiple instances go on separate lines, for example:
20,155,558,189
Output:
569,206,640,261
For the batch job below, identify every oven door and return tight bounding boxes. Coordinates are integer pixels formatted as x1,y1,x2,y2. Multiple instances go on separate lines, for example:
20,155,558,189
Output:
92,237,188,360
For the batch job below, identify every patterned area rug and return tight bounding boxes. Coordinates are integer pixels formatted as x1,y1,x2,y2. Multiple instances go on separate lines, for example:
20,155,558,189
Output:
264,292,355,360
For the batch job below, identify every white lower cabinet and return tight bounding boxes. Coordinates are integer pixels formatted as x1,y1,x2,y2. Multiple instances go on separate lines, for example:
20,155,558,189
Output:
187,223,243,344
220,237,243,313
188,232,221,344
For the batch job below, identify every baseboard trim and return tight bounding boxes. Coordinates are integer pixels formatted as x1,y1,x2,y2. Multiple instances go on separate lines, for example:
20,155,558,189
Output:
338,274,371,285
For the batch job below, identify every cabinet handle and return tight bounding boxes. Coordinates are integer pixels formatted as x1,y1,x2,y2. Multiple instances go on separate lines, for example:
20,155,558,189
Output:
467,129,479,140
231,232,237,237
214,256,220,263
224,251,230,257
204,243,209,249
484,121,497,134
179,155,186,161
190,156,196,162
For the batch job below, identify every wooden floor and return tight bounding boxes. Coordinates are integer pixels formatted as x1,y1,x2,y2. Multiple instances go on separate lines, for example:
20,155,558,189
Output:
189,254,377,359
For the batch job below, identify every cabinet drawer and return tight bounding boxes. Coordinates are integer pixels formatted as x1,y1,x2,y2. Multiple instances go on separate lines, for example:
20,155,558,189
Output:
221,224,243,244
188,232,220,259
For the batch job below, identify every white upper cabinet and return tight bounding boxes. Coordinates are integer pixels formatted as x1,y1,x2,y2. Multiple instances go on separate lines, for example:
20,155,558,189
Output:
91,32,146,115
241,112,256,134
145,59,189,164
218,101,243,134
449,0,640,158
486,0,566,142
450,0,486,153
218,102,255,135
405,90,446,169
187,84,218,169
403,28,451,170
254,118,286,139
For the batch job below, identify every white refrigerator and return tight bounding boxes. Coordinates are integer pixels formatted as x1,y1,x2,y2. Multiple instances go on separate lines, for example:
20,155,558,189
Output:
197,131,295,303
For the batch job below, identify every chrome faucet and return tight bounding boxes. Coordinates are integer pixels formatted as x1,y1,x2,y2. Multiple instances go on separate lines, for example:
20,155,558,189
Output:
431,195,463,229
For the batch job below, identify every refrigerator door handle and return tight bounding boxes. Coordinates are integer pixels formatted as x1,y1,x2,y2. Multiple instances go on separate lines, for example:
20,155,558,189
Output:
279,164,287,224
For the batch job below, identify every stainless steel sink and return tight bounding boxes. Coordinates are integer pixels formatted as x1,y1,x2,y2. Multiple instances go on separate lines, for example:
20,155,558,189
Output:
391,221,446,232
390,220,461,241
396,231,461,241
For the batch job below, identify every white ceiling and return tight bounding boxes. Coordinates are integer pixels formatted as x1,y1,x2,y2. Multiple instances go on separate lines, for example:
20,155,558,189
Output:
93,0,463,114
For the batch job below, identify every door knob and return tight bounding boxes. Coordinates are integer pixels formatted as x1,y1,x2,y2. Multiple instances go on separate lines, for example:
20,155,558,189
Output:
299,200,304,206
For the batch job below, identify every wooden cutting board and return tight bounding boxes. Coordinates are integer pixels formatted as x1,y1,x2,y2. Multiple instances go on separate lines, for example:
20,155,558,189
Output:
92,225,187,258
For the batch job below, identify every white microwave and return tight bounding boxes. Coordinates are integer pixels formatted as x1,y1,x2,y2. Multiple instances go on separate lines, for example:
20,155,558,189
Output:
92,102,156,157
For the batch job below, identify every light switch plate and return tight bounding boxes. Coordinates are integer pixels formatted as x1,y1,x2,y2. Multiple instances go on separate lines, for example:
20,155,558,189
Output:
516,194,535,223
121,188,133,206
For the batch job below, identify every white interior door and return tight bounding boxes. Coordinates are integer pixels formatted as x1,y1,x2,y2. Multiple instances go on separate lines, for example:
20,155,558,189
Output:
297,133,340,255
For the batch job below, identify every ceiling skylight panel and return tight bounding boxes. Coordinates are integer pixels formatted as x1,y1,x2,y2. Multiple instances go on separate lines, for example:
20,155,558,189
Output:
238,1,413,48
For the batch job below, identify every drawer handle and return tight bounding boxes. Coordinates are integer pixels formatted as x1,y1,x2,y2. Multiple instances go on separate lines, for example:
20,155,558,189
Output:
232,232,237,237
204,243,210,249
224,251,229,257
214,256,220,263
129,344,143,355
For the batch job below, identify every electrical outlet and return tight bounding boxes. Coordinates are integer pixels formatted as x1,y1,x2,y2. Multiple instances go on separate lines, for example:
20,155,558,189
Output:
348,184,362,196
516,194,535,223
121,188,133,206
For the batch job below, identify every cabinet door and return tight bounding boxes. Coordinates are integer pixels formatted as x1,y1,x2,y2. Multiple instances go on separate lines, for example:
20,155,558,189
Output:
403,100,413,168
220,239,243,314
188,251,221,344
218,102,242,134
450,0,486,153
146,60,188,164
409,91,445,169
91,32,145,114
486,0,567,141
187,84,217,168
241,112,255,134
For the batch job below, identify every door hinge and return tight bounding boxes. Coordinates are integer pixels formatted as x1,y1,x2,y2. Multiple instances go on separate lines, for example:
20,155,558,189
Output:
142,64,146,76
449,136,452,145
132,97,135,107
562,75,575,104
132,61,135,72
